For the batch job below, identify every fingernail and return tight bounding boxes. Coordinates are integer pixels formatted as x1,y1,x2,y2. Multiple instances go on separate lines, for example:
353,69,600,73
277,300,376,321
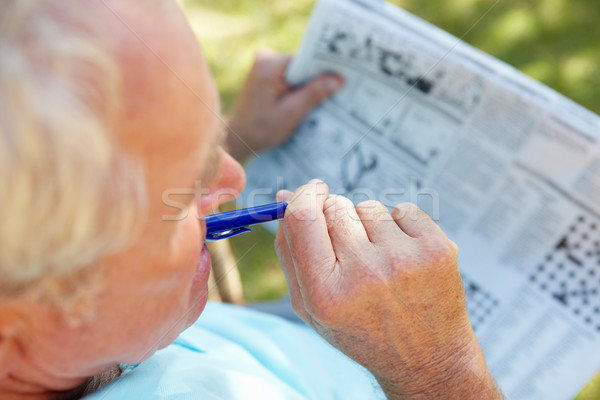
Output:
308,178,323,184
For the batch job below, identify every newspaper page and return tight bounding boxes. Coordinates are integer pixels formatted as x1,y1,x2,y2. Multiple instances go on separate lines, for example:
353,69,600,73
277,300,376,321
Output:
240,0,600,398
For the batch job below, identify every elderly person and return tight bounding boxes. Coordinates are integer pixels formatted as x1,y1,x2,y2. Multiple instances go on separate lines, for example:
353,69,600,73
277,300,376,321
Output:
0,0,503,399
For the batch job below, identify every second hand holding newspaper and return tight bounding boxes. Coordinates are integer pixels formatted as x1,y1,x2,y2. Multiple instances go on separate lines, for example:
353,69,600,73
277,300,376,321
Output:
241,0,600,399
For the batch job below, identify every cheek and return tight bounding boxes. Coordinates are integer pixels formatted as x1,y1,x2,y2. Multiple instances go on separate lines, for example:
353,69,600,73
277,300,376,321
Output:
171,209,203,278
142,213,204,346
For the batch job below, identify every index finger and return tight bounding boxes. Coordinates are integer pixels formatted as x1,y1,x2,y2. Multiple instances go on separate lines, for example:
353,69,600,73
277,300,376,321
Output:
255,50,293,77
282,180,336,287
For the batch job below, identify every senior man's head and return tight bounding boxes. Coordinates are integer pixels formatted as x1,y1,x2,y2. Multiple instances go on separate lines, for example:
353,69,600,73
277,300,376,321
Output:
0,0,244,397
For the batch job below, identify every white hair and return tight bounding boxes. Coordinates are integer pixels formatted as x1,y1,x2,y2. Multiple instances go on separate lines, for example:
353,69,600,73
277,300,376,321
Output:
0,0,146,296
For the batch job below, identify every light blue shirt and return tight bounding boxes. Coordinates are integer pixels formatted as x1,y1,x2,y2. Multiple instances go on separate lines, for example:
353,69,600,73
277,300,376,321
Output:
86,302,385,399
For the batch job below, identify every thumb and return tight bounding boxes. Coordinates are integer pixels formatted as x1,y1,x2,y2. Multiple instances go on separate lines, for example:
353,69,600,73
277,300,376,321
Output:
279,75,344,128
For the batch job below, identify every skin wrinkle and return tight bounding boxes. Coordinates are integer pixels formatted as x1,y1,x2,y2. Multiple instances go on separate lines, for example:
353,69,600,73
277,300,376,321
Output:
373,316,476,398
0,1,249,397
276,176,502,398
0,0,353,397
0,0,504,398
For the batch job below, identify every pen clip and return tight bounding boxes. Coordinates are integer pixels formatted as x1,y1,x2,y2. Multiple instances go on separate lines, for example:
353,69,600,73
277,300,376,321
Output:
205,226,251,242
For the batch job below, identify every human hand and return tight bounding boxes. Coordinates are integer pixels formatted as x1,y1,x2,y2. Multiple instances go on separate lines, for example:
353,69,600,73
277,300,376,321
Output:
275,181,502,399
226,50,344,161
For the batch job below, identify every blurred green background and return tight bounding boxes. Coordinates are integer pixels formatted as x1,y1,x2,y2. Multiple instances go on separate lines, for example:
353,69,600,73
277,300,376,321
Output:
182,0,599,398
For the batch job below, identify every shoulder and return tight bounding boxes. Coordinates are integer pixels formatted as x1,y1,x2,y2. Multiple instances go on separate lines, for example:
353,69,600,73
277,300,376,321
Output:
84,303,383,400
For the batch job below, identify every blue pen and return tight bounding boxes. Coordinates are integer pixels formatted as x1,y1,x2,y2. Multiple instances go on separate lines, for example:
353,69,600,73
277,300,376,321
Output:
205,202,288,241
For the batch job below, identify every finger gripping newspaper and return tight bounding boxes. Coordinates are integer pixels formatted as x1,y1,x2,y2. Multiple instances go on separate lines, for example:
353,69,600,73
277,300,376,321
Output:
241,0,600,398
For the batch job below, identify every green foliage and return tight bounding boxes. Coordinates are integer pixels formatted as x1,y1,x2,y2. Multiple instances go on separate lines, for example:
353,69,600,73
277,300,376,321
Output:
392,0,600,115
185,0,315,111
183,0,600,397
185,0,600,114
229,225,288,302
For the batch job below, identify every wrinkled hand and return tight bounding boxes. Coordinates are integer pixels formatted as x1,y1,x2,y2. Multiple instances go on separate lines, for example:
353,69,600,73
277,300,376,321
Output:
226,51,343,161
275,180,501,399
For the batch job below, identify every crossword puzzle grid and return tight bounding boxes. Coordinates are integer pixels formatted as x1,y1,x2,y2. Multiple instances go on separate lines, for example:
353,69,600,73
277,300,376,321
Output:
462,274,500,332
530,215,600,331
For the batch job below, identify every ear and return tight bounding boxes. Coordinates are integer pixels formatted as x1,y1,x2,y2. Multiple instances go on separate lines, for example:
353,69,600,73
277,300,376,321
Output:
0,318,22,379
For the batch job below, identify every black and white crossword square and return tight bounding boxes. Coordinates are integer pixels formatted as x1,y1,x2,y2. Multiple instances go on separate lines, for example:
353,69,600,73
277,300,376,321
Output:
462,274,500,332
530,215,600,331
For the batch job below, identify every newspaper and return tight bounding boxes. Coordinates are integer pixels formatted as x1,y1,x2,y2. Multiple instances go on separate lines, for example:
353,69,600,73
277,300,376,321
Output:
240,0,600,398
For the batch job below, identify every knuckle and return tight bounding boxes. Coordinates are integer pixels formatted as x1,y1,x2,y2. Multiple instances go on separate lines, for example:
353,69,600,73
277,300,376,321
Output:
448,239,459,255
421,236,459,266
357,199,384,209
310,82,330,101
254,50,271,65
324,196,353,220
356,200,386,215
415,212,433,228
383,236,458,271
324,194,351,208
252,56,274,79
395,202,420,212
356,200,389,220
392,202,420,220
